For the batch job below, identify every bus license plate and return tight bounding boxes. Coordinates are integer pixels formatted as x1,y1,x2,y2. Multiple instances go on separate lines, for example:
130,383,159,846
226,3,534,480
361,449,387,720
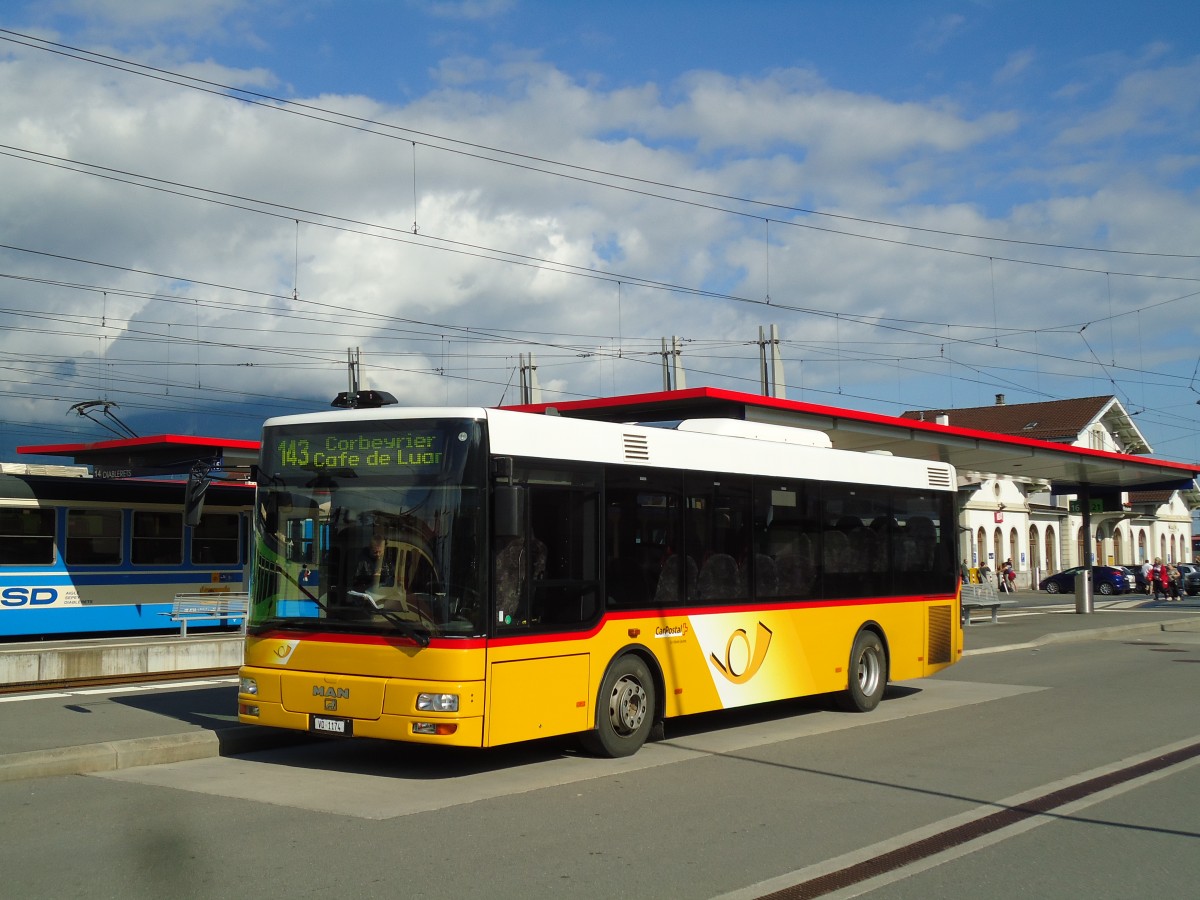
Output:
310,715,353,737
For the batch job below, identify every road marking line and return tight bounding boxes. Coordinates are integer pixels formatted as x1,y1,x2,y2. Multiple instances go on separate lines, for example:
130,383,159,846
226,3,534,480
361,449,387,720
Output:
0,692,71,703
715,734,1200,900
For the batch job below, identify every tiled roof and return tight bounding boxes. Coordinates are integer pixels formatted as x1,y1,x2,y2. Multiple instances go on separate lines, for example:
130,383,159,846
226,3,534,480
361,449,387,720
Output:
901,396,1115,443
1128,490,1173,504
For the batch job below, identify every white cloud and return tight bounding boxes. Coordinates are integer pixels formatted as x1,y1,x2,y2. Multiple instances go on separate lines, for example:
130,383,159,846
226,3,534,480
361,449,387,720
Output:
419,0,517,22
36,0,266,41
1057,58,1200,145
994,48,1035,84
0,25,1197,456
915,13,967,53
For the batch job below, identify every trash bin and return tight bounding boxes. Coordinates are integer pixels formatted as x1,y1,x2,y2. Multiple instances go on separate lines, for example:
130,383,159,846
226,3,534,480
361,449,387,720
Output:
1075,567,1093,614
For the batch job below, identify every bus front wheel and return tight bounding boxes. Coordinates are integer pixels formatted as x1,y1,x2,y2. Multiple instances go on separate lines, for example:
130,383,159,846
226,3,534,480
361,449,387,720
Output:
837,630,887,712
580,654,655,758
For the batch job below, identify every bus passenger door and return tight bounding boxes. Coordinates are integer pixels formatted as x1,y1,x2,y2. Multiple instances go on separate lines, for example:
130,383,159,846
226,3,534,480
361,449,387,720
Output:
486,654,591,746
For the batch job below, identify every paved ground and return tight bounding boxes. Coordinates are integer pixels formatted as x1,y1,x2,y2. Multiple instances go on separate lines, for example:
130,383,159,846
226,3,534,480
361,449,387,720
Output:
2,591,1198,782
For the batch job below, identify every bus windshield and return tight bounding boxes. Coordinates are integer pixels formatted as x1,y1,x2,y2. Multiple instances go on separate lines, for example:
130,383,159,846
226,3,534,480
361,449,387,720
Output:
250,418,487,639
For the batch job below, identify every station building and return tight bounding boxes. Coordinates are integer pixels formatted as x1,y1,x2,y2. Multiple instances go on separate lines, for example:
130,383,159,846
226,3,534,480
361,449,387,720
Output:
902,395,1198,588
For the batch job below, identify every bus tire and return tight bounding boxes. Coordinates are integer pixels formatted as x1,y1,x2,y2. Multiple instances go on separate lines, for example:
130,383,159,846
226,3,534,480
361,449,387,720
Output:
837,630,887,713
580,654,655,758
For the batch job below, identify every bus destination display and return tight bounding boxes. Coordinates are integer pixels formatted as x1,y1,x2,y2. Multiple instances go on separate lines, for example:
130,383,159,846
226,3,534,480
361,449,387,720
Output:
274,430,446,473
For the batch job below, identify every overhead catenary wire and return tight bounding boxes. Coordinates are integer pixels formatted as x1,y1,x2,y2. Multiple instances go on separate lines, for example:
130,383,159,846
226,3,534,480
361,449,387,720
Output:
1,28,1198,263
0,29,1197,453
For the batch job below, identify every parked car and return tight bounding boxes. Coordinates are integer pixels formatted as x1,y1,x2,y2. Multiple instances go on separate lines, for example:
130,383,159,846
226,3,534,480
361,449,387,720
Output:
1174,563,1200,596
1039,565,1131,596
1120,566,1146,593
1113,566,1132,595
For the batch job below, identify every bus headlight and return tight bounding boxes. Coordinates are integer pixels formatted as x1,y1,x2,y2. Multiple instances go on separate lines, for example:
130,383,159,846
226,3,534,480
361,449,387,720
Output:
240,676,258,696
417,692,458,712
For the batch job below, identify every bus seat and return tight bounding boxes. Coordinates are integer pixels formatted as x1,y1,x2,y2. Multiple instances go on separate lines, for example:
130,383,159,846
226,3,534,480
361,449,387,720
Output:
698,553,741,600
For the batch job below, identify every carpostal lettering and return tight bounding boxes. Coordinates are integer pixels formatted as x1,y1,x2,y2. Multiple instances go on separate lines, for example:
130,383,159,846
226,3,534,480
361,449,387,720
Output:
654,623,689,639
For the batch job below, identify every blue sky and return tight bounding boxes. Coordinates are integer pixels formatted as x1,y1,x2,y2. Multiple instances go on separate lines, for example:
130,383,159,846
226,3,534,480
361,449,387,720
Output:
1,0,1198,467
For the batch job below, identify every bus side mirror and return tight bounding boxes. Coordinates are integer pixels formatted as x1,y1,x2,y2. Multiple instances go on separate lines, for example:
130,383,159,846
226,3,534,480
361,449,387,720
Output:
184,465,211,527
494,485,522,538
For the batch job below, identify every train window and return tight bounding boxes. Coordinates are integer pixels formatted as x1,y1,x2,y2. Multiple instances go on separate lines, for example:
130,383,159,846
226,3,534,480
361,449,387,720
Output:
131,511,183,565
66,509,123,565
0,508,56,566
191,513,241,565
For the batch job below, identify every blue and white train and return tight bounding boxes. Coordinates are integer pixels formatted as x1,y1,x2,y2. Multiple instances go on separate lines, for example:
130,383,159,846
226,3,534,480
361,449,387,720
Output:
0,463,252,638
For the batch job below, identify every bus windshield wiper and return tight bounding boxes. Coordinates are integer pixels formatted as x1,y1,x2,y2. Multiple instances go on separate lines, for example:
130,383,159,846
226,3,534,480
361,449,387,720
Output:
346,591,432,647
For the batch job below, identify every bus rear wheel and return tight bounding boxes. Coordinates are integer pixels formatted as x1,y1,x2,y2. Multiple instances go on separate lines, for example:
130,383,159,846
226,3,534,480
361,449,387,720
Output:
580,654,655,758
837,630,887,712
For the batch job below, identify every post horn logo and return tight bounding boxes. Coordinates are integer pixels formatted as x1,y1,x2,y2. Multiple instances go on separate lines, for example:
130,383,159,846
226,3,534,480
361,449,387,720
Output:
710,621,773,684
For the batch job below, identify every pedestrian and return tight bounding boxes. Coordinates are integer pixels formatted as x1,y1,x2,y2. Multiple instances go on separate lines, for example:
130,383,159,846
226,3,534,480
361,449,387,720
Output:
1141,559,1152,595
1000,559,1015,593
1149,558,1165,601
1167,564,1181,601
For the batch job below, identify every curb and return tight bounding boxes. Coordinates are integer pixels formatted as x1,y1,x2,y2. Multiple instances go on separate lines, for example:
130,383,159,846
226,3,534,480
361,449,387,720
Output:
0,726,310,784
964,617,1200,656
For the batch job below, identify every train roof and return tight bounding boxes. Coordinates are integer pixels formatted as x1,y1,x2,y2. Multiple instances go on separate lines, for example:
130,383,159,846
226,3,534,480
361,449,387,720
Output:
0,470,252,505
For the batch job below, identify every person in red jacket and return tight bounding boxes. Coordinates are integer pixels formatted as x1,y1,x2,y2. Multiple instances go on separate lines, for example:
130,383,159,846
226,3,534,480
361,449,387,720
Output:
1149,558,1166,601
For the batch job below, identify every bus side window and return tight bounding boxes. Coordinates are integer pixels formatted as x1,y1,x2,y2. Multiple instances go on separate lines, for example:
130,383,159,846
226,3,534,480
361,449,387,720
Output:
500,465,600,629
605,469,682,610
494,531,537,627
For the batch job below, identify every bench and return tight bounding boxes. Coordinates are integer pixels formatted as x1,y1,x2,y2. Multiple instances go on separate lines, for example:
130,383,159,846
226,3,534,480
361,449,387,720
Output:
164,593,250,636
961,585,1018,625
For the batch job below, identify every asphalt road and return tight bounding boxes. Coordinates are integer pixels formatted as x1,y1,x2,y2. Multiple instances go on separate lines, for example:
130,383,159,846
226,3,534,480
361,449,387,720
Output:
2,607,1199,899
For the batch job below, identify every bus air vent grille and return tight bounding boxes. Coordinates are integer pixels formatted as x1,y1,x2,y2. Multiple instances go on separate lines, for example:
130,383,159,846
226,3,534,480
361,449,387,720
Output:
926,467,953,489
928,604,952,665
623,433,650,461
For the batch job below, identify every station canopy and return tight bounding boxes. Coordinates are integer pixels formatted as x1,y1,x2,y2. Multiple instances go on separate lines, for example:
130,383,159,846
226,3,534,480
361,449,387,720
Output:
18,389,1199,494
505,387,1200,495
17,434,260,479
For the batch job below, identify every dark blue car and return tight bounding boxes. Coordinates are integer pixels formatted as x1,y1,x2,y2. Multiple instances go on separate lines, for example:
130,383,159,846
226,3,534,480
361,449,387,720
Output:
1039,565,1130,596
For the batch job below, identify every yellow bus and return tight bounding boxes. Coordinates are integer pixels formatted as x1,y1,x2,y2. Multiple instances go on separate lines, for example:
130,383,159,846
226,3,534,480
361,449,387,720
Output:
238,406,962,756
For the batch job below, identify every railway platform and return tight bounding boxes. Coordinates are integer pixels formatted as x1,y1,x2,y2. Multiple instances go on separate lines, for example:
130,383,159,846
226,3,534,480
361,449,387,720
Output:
0,630,244,687
1,599,1198,784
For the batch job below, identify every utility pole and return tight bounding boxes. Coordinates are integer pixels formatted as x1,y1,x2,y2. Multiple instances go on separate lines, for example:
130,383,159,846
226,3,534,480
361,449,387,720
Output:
758,325,786,398
331,345,396,409
346,346,361,397
519,352,542,404
660,337,686,391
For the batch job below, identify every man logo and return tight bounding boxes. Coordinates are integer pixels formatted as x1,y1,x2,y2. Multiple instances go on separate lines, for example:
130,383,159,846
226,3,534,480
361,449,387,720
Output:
710,621,773,684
